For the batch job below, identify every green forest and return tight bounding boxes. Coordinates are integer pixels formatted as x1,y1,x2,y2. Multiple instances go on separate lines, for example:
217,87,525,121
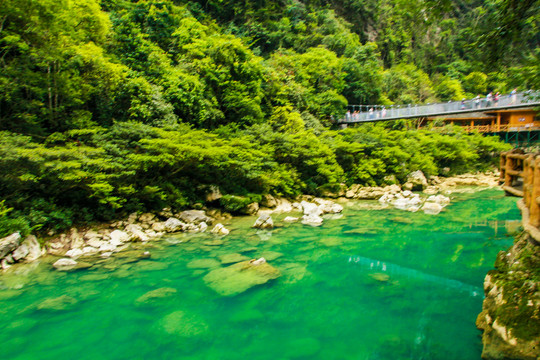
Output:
0,0,538,237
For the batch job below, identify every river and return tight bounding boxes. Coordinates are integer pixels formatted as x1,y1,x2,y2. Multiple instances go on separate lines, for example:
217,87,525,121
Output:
0,188,520,359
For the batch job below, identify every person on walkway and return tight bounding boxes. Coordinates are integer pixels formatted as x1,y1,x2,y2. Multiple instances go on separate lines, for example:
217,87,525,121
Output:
510,88,517,104
381,106,387,118
461,99,466,110
474,95,481,108
346,110,351,122
368,107,374,119
494,92,500,106
486,92,493,107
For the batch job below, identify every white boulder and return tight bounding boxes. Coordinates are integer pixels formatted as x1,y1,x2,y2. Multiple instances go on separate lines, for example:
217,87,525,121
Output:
65,248,84,259
211,223,230,236
302,215,324,227
253,214,274,229
164,218,185,232
301,201,323,217
109,230,130,246
125,224,149,242
53,258,78,269
422,202,444,215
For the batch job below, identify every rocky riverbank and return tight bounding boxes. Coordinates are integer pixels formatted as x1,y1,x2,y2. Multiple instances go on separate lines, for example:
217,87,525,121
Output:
476,225,540,360
0,171,500,273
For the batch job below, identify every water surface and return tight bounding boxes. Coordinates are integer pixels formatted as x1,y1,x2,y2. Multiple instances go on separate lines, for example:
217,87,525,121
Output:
0,188,520,359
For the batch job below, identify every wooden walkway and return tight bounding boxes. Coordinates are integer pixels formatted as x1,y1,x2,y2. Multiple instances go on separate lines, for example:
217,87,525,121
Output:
340,91,540,123
500,150,540,244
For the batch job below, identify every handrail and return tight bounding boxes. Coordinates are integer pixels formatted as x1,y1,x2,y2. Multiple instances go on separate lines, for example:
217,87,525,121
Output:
340,91,540,123
429,125,540,133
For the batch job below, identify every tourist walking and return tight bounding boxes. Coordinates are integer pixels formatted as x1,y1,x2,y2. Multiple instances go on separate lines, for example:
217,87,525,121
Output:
510,88,517,104
486,92,493,107
474,95,481,108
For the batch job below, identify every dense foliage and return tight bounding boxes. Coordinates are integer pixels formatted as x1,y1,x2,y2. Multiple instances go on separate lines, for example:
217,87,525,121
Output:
1,0,533,236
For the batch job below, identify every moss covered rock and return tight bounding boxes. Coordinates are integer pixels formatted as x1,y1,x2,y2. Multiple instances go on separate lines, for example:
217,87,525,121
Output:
477,233,540,359
158,310,209,338
135,287,178,305
203,260,280,296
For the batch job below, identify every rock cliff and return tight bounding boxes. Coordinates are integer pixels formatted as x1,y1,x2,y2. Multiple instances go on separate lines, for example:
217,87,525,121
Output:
477,232,540,360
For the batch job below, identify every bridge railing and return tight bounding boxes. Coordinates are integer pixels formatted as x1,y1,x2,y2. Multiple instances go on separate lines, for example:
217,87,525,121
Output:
341,91,539,123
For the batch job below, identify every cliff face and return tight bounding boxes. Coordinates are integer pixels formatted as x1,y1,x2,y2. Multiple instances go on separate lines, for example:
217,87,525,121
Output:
477,233,540,359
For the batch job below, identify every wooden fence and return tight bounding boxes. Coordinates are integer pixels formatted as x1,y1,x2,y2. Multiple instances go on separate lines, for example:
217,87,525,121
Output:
500,150,540,242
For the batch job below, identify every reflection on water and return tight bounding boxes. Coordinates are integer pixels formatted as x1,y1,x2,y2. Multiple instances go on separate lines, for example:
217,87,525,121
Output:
0,188,520,360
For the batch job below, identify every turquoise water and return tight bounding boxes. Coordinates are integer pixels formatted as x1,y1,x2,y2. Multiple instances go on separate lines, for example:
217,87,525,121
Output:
0,188,520,360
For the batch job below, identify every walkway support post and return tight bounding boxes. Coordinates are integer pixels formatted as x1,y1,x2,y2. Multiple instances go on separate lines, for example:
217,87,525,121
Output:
500,152,507,184
531,157,540,227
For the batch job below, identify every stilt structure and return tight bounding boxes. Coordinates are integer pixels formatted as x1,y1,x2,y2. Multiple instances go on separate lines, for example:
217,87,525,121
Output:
500,150,540,243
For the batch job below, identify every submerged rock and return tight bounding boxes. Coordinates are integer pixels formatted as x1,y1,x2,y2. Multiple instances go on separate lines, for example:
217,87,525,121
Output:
369,273,390,282
421,202,443,215
259,251,283,261
302,214,324,227
203,260,280,296
202,239,225,246
135,287,177,305
158,310,209,337
219,253,250,265
36,295,78,311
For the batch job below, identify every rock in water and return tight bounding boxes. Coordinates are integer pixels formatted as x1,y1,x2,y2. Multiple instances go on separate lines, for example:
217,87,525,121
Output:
300,201,323,217
369,273,390,282
203,260,280,296
53,258,78,269
36,295,78,311
219,253,250,265
253,214,274,229
135,287,178,305
158,310,209,337
422,202,443,215
211,223,230,236
302,214,324,226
